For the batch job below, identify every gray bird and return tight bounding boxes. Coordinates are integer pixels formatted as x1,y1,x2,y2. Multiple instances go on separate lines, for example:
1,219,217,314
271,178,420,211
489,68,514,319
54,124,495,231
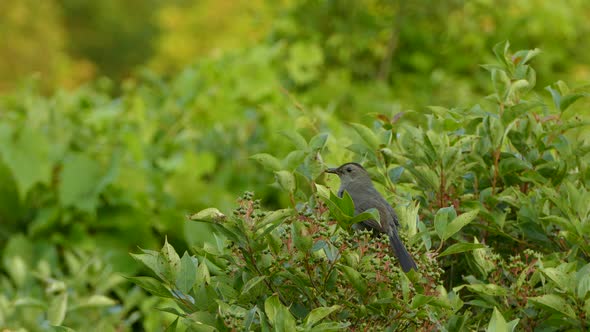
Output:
326,162,417,272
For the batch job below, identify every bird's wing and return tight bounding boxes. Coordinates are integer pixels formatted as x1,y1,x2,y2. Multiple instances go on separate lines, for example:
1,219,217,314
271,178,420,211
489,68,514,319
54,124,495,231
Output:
385,202,400,227
352,194,388,232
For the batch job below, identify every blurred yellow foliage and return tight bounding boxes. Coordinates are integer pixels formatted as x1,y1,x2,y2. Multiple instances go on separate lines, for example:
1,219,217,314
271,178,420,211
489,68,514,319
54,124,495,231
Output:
150,0,276,73
0,0,100,92
0,0,588,97
0,0,68,92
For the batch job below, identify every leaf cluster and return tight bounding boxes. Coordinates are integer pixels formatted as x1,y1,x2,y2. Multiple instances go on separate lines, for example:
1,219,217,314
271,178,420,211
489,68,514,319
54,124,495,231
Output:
133,193,452,331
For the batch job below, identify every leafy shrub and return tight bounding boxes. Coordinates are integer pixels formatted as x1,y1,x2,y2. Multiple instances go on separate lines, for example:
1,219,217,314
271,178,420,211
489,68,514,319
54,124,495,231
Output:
0,35,340,331
132,193,452,331
131,42,590,331
0,235,171,331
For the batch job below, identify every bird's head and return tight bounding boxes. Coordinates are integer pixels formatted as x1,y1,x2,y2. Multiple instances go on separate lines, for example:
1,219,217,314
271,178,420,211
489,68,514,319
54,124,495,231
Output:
325,162,372,187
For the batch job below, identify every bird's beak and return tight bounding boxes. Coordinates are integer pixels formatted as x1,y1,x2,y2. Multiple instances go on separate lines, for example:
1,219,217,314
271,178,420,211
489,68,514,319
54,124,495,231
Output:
325,168,339,174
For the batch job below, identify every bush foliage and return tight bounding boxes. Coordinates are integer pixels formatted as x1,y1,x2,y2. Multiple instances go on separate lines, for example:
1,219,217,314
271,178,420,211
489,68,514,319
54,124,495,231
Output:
128,43,590,331
1,3,590,328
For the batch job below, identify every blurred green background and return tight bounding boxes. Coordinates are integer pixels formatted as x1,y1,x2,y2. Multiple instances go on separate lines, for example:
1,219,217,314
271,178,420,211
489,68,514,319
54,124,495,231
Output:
1,0,590,330
3,0,590,100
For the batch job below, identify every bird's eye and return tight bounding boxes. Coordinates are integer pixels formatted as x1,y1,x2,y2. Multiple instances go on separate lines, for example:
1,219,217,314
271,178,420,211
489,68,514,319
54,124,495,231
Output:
346,167,352,173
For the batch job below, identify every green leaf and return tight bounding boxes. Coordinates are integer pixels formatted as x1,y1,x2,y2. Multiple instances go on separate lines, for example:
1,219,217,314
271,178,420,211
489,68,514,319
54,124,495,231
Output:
480,64,504,73
577,267,590,300
188,207,226,221
499,157,532,175
560,93,586,112
264,294,296,332
380,147,394,163
338,191,356,216
545,81,588,112
255,208,292,232
73,295,116,309
347,143,377,163
243,306,258,331
184,311,218,331
59,152,103,212
14,297,46,309
2,234,33,287
126,276,172,298
492,41,512,72
281,130,308,150
439,243,486,257
275,170,296,192
250,153,283,171
492,69,511,101
282,150,306,170
388,166,404,183
323,243,340,263
215,284,238,304
241,276,266,296
197,258,210,285
310,322,351,332
442,210,479,241
309,133,328,151
275,304,297,331
48,292,68,326
506,319,520,332
506,79,529,100
157,306,184,316
529,294,576,319
470,238,496,278
397,201,420,237
0,158,22,225
525,67,537,91
423,131,441,163
159,237,181,282
314,183,331,200
51,326,76,332
323,189,366,231
339,265,367,294
474,284,508,296
130,249,165,280
545,85,562,111
556,80,570,94
348,208,380,227
454,283,508,296
0,126,52,200
323,190,353,225
311,240,327,252
484,115,504,148
164,317,179,332
408,165,439,192
176,252,197,293
513,48,541,65
292,220,313,252
434,207,456,241
486,307,508,332
190,219,243,245
302,152,327,180
350,123,380,150
304,305,341,328
410,294,435,309
541,267,575,293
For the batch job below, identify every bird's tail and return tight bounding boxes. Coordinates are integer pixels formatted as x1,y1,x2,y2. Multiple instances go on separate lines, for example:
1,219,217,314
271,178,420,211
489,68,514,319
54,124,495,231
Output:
388,228,417,273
